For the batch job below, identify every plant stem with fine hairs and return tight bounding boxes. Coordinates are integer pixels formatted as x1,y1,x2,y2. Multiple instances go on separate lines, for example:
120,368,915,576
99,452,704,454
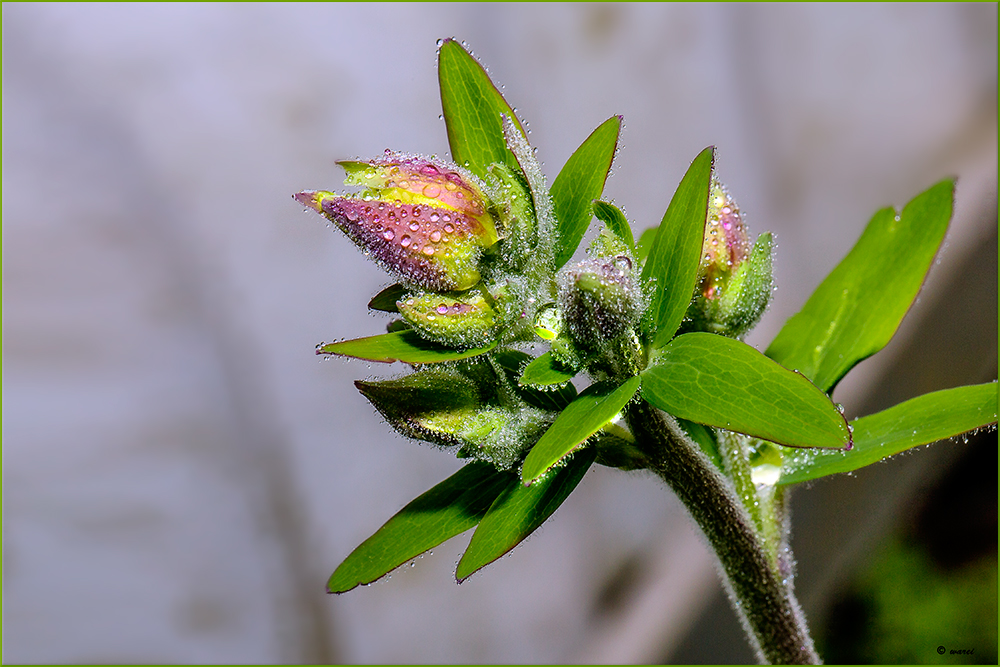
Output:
625,400,819,665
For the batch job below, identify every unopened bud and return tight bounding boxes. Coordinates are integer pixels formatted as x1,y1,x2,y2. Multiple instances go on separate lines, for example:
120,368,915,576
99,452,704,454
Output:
682,180,773,338
397,289,498,348
295,154,499,292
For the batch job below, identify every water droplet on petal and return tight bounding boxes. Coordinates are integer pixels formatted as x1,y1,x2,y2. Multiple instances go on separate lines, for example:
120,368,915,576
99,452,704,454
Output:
409,222,420,232
422,246,435,256
423,184,441,198
429,212,440,222
429,230,442,243
436,304,449,314
443,222,454,233
400,235,411,247
382,229,395,241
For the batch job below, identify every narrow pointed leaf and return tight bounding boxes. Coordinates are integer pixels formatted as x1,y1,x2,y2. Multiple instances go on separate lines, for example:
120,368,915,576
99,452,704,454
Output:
641,332,851,449
641,147,715,348
593,200,635,250
522,376,641,482
519,351,578,387
491,349,577,412
766,180,954,393
635,226,657,263
456,448,595,581
552,116,622,268
779,382,998,485
328,462,516,592
317,330,495,364
438,39,525,182
367,283,408,313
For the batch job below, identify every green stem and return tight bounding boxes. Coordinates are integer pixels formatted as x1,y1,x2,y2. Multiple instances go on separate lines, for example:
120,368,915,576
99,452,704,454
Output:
625,400,819,665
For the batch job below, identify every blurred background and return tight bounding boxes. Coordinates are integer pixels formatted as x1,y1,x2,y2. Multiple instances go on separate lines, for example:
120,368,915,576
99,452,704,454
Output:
3,3,996,663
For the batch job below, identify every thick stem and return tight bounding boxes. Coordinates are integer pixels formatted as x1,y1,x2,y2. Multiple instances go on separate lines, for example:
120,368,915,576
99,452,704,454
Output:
625,400,819,665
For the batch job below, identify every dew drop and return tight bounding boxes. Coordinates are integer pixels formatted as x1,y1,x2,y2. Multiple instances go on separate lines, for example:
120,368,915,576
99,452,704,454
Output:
429,230,442,243
382,229,395,241
400,235,411,247
444,222,455,233
436,304,449,314
409,222,420,232
423,245,435,256
423,184,441,198
429,212,440,222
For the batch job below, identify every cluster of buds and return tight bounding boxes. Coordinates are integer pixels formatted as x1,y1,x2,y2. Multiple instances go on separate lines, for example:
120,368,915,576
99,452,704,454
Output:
296,152,509,347
682,179,773,339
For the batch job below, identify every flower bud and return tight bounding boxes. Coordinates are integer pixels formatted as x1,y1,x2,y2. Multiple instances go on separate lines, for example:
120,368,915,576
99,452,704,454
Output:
355,364,547,471
355,369,486,449
681,180,773,339
397,289,498,348
700,180,750,300
559,256,640,348
295,153,499,292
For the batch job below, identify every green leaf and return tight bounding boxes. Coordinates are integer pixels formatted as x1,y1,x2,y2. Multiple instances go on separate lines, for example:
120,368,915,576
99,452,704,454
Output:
328,462,516,593
641,332,851,449
593,200,635,250
551,116,622,268
317,330,496,364
456,448,595,581
765,180,954,393
641,146,715,349
367,283,408,313
490,349,577,412
438,39,525,182
676,417,724,471
635,226,656,263
519,351,578,387
522,376,641,482
779,382,998,485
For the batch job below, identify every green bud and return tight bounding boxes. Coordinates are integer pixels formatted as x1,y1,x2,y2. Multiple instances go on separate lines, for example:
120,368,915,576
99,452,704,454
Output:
397,288,498,348
356,362,552,471
559,256,641,350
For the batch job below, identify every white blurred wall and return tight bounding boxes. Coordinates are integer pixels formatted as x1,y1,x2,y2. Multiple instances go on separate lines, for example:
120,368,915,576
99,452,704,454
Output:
3,4,995,663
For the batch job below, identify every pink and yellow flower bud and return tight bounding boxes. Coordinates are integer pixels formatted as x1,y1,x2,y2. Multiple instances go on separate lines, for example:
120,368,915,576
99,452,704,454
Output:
700,180,750,300
295,154,500,292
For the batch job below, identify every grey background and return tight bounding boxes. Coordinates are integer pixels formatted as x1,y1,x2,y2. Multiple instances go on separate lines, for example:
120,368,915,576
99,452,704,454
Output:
3,3,996,663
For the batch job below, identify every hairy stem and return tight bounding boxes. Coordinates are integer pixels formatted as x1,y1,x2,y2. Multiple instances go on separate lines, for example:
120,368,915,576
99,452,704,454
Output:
625,400,819,665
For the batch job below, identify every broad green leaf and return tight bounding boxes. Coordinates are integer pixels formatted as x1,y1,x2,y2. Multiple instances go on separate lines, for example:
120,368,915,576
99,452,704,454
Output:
519,351,578,387
641,147,715,349
456,448,595,581
766,180,954,393
438,39,525,182
317,330,495,363
491,349,577,412
551,116,622,268
635,226,656,263
367,283,408,313
779,382,998,485
593,200,635,250
641,332,851,449
522,376,641,482
328,462,516,592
